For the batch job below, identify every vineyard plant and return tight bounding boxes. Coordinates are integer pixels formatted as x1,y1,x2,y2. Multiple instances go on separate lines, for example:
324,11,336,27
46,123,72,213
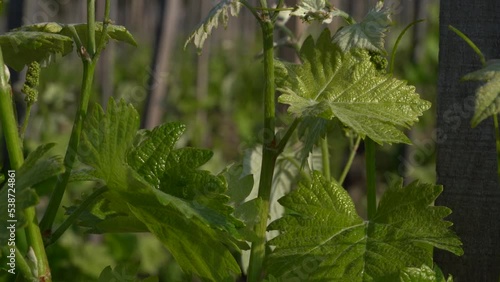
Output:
0,0,466,281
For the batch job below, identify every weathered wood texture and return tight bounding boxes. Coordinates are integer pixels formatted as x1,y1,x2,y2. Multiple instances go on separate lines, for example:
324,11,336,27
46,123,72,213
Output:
435,1,500,280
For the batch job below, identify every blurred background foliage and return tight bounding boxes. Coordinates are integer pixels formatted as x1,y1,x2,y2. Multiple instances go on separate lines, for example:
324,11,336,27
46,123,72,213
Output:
0,0,439,281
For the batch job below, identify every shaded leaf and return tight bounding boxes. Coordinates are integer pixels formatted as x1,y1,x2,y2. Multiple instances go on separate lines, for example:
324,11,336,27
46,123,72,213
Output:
277,29,430,144
266,172,463,281
462,59,500,81
332,1,392,53
79,98,139,189
185,0,241,51
462,60,500,127
0,144,64,246
97,263,142,282
0,31,73,71
18,22,138,47
297,116,329,165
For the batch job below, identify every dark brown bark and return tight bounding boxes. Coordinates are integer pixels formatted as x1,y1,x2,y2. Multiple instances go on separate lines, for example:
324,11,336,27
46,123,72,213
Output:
435,1,500,280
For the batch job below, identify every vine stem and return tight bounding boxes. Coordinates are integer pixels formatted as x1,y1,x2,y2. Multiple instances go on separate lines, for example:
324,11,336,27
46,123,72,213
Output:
339,136,361,185
321,136,331,181
20,103,33,140
247,0,278,280
45,187,108,246
0,48,51,281
448,25,486,66
40,0,101,233
15,247,35,281
365,138,377,220
390,19,425,74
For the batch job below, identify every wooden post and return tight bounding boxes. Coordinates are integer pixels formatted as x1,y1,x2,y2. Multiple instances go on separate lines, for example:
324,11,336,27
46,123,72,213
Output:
435,0,500,280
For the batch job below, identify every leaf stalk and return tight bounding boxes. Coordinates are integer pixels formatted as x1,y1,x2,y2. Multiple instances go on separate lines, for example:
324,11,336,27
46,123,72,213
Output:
365,138,377,220
0,47,51,281
40,0,98,232
248,0,278,279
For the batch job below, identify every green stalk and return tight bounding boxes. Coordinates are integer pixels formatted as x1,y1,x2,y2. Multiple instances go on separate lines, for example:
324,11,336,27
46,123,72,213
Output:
1,48,51,281
15,247,35,281
0,53,23,170
365,138,377,220
40,61,96,232
40,0,98,232
248,1,277,280
45,186,108,246
448,25,486,66
20,104,32,140
321,136,331,180
25,208,51,280
95,0,111,58
339,136,361,185
390,19,425,74
87,0,96,56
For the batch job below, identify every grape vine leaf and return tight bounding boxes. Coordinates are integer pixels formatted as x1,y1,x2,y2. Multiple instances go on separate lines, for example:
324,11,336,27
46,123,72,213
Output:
0,144,64,246
276,28,430,144
185,0,241,52
0,31,73,71
78,98,243,281
17,22,138,47
1,22,136,71
400,265,453,282
332,1,392,54
297,116,329,165
266,172,463,281
291,0,340,24
462,59,500,127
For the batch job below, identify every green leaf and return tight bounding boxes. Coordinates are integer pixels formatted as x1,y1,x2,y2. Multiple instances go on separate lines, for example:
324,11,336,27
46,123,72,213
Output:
65,190,149,233
0,31,73,71
15,22,64,33
17,22,138,47
224,163,254,206
291,0,338,24
332,1,392,54
185,0,241,52
78,98,243,281
462,60,500,127
62,23,138,47
97,263,140,282
79,98,139,189
276,28,430,144
266,172,463,281
297,116,329,165
462,59,500,81
0,144,64,246
400,264,453,282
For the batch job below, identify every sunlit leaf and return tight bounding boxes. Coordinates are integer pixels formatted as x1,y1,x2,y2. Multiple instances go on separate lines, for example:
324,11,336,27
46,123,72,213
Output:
0,144,64,246
266,172,463,281
0,31,73,71
277,28,430,144
185,0,241,52
291,0,340,24
400,264,453,282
